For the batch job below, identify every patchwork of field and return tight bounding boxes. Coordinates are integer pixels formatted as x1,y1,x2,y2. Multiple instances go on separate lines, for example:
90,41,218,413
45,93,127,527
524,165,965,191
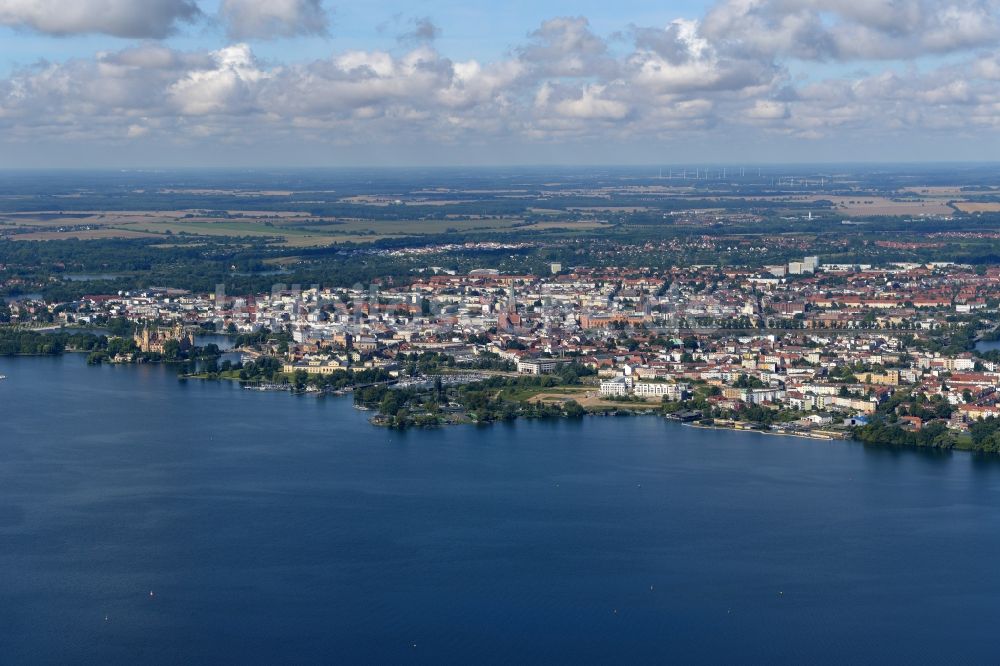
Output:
800,196,955,217
12,228,161,241
566,206,652,212
901,186,970,196
0,209,600,245
521,219,611,231
340,195,475,206
0,183,986,245
953,202,1000,213
156,189,299,197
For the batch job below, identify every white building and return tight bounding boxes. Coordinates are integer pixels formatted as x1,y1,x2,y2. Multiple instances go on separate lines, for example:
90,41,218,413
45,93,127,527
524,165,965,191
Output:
600,376,630,397
633,382,689,401
517,358,568,375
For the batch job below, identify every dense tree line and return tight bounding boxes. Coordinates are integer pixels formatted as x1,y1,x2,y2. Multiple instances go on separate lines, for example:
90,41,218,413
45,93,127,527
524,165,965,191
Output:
355,370,590,428
0,329,102,356
854,421,955,450
850,413,1000,453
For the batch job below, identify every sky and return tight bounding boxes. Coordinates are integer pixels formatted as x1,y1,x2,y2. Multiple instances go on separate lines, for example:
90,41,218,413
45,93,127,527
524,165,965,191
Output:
1,0,1000,167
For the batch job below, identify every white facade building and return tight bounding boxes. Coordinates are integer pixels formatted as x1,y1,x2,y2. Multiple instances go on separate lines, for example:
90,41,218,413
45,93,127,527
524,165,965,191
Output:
517,358,567,375
633,382,689,401
599,376,630,397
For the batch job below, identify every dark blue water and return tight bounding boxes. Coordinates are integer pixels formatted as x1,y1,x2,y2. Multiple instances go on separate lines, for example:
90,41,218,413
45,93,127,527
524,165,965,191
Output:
3,293,42,304
62,274,126,282
2,356,1000,664
976,340,1000,353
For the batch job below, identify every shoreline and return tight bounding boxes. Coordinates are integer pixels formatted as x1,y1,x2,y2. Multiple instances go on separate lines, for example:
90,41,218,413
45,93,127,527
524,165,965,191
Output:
181,369,853,441
0,353,984,455
686,422,850,442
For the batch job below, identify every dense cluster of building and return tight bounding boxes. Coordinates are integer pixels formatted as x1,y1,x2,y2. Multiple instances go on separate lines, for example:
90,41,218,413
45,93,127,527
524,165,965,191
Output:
11,258,1000,431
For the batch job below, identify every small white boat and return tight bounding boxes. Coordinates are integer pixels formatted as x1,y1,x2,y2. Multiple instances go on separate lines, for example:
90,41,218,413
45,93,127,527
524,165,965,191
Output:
0,375,6,380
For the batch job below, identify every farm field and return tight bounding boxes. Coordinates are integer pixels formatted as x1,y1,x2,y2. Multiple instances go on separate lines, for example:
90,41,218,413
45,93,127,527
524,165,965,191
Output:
802,195,955,216
12,228,161,241
953,202,1000,213
0,208,603,245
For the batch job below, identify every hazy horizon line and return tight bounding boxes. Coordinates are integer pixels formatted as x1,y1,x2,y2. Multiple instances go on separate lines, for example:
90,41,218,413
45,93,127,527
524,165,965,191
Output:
3,160,1000,172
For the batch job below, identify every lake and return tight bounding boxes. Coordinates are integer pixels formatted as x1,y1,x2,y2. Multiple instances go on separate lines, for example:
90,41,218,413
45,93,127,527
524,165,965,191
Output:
3,293,43,304
2,355,1000,664
62,274,127,282
976,340,1000,353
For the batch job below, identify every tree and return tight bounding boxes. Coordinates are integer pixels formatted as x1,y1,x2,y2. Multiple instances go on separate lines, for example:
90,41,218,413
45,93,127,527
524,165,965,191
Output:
161,338,181,360
380,391,402,416
394,407,411,428
293,369,309,390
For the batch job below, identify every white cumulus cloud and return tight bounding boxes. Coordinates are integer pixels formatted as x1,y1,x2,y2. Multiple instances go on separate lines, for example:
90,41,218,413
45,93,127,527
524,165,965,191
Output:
701,0,1000,61
219,0,329,40
0,0,200,38
3,6,1000,157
